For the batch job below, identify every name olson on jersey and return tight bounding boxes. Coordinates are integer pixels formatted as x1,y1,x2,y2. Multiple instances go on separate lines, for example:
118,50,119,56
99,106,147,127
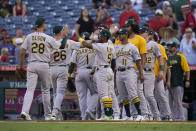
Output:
77,48,96,56
116,50,131,58
32,36,46,42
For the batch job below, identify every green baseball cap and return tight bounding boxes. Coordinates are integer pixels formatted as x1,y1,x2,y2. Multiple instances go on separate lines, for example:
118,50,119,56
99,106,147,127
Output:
140,27,149,34
125,19,136,27
149,30,155,35
53,25,64,35
80,32,90,40
99,29,111,39
118,28,130,35
35,18,46,28
167,42,177,47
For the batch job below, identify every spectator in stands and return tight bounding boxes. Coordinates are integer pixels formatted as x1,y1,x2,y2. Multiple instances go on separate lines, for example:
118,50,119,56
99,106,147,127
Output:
143,0,158,10
75,8,94,39
119,0,139,28
0,48,9,63
92,0,111,9
0,0,12,18
12,28,25,46
160,26,180,46
0,34,15,60
173,0,189,22
96,8,111,26
163,7,178,30
181,6,196,34
180,28,196,65
13,0,26,18
148,9,168,36
14,38,23,64
111,0,125,10
0,28,7,44
162,1,171,15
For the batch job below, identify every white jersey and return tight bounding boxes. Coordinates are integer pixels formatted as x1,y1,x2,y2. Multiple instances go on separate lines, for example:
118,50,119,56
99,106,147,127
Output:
71,48,96,69
145,40,162,69
92,42,115,66
115,42,141,68
21,32,61,63
50,39,81,66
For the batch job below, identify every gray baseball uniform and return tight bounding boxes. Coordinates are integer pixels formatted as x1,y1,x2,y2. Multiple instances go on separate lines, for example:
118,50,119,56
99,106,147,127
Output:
21,32,62,118
71,48,98,120
115,43,141,103
143,40,162,119
50,39,81,119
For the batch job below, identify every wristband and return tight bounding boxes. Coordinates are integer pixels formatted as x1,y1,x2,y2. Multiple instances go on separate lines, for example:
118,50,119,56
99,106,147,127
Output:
159,65,164,71
79,38,85,43
67,73,71,78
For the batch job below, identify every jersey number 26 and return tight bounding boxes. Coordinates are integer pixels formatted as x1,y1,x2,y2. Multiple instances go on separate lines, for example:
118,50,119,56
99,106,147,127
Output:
53,50,66,61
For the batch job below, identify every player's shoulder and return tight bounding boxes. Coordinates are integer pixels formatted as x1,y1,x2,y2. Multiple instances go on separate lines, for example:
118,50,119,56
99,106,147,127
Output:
136,35,145,41
177,52,185,58
114,40,121,46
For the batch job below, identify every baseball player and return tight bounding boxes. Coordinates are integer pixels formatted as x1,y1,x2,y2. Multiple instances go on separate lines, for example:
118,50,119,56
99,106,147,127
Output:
115,28,144,121
167,42,190,121
69,32,98,120
19,18,67,120
114,19,149,119
149,30,172,120
140,27,164,120
50,25,81,120
79,29,116,120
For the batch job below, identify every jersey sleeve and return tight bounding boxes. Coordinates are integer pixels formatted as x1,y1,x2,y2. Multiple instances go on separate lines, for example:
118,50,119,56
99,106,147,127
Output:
21,35,29,49
92,43,103,52
47,36,61,49
139,36,147,55
159,44,168,61
179,53,190,72
154,43,162,57
132,46,141,61
67,40,81,50
70,50,77,64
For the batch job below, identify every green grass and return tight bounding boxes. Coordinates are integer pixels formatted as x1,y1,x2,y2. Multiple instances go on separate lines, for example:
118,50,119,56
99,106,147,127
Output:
0,122,196,131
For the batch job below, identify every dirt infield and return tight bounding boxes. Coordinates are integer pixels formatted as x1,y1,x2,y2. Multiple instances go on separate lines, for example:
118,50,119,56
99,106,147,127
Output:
0,120,196,125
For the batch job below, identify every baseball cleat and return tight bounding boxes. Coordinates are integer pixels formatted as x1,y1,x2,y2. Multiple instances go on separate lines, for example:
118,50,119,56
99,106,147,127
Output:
86,110,95,120
21,112,32,120
142,115,149,121
135,115,144,121
45,115,56,120
153,117,161,121
96,115,113,120
127,116,134,121
113,116,120,120
162,115,173,121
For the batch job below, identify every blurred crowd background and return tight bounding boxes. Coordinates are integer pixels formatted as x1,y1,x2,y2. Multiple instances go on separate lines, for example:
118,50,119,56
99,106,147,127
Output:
0,0,196,66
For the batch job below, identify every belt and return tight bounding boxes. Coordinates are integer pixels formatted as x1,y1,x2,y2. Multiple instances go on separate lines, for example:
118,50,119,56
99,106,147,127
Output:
117,67,132,72
96,65,110,71
144,68,152,72
86,66,92,69
50,65,67,67
30,60,48,63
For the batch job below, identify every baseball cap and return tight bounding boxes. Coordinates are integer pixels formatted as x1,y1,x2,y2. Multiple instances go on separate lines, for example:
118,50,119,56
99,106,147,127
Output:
35,18,46,28
125,19,136,27
80,32,90,40
140,27,149,34
118,28,130,35
53,25,64,35
15,38,23,44
155,9,163,16
99,29,111,39
167,42,177,47
163,1,170,7
148,30,155,35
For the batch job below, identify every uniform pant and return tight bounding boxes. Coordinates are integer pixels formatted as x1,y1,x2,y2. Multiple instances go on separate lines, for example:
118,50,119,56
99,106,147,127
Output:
75,68,98,120
143,71,160,118
130,71,149,116
51,66,68,119
22,62,51,118
168,86,184,120
154,78,171,118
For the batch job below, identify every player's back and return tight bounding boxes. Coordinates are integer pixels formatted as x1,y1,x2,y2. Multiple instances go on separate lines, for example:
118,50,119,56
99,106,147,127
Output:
22,32,59,63
93,42,115,66
73,48,96,69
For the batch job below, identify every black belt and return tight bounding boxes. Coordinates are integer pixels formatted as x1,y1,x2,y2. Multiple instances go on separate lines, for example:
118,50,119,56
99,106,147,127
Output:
96,65,110,71
117,67,132,72
144,68,152,72
31,60,48,63
86,66,92,69
50,65,67,67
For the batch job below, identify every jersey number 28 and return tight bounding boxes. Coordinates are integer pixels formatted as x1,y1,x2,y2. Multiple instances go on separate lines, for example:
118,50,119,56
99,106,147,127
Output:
31,43,45,54
53,50,66,61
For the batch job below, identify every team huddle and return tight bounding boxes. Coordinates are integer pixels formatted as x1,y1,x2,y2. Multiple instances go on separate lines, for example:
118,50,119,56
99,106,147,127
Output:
17,17,190,121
